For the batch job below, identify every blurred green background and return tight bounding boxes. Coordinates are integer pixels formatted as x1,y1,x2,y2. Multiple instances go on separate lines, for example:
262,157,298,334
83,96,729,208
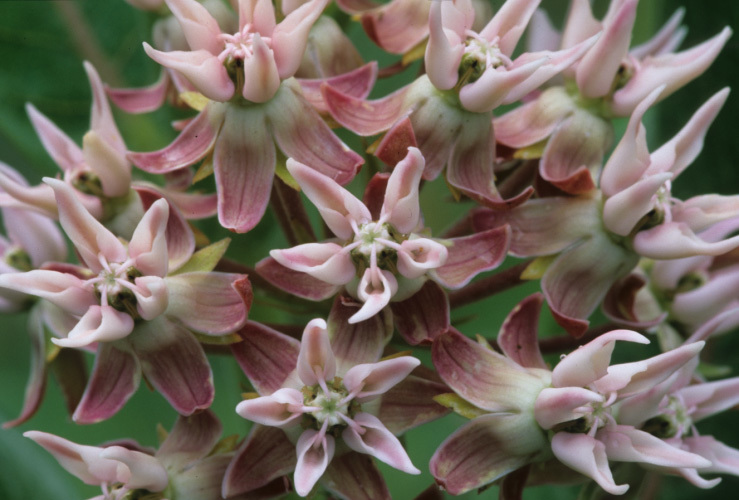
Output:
0,0,737,498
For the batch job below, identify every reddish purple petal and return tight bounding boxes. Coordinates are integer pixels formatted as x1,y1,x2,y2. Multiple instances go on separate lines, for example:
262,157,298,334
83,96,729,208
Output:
374,116,418,168
73,343,141,424
360,0,430,54
232,321,300,395
390,280,449,346
493,87,570,149
323,451,390,500
363,173,389,221
327,295,392,372
322,82,410,136
129,318,213,415
105,71,169,114
378,373,450,435
498,293,547,370
297,62,377,114
256,256,340,301
157,410,221,469
602,274,667,329
433,227,511,289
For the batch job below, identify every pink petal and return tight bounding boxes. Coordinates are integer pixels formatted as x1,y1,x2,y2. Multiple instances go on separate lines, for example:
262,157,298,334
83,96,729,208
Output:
213,105,275,233
128,106,222,174
239,0,276,34
222,425,296,497
498,293,547,370
425,1,464,91
323,451,390,500
598,425,711,468
430,413,543,495
45,178,127,270
166,0,223,53
493,87,572,149
25,103,84,172
350,268,397,324
53,306,135,348
0,164,67,218
73,343,141,424
327,295,392,372
81,131,131,198
232,321,300,395
671,268,739,328
256,256,341,300
294,430,335,496
3,208,66,267
378,371,450,435
390,280,449,345
270,243,355,286
379,147,424,233
129,198,170,277
360,0,431,54
682,436,739,476
396,238,448,280
550,432,628,495
680,377,739,422
374,117,418,169
84,62,126,157
98,446,168,491
297,62,377,114
526,9,561,53
630,8,686,59
165,272,249,334
236,387,304,427
534,387,604,430
602,172,673,236
143,44,234,102
321,82,410,136
343,357,420,402
633,222,739,259
480,0,539,56
612,27,732,116
0,269,94,316
241,33,280,103
271,80,363,186
342,412,419,473
157,409,222,469
271,0,328,78
105,70,169,114
459,58,549,113
129,317,214,415
551,329,648,389
432,227,510,289
297,318,336,386
560,0,600,51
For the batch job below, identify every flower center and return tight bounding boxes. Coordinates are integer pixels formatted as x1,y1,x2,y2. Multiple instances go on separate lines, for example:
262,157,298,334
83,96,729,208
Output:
302,379,361,435
641,395,694,439
458,32,510,85
88,255,141,316
353,222,393,257
4,246,33,272
217,23,272,63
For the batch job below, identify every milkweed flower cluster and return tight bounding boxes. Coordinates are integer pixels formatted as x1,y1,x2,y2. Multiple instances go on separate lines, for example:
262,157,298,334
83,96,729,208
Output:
2,0,738,499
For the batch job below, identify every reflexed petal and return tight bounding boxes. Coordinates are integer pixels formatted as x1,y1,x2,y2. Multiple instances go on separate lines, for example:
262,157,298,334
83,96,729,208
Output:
294,430,335,497
432,227,510,289
270,243,355,286
550,432,628,495
551,329,648,389
321,82,410,136
232,321,300,395
498,293,547,370
25,103,84,172
680,377,739,422
0,269,94,316
634,222,739,259
98,446,168,491
132,276,169,320
342,413,419,473
459,58,548,113
480,0,539,56
271,0,328,78
493,86,572,149
236,388,304,427
105,71,169,114
298,62,377,113
53,306,135,348
0,168,64,218
390,280,449,346
297,318,336,386
343,357,420,402
256,256,341,300
396,238,448,279
630,8,686,58
129,198,170,277
166,0,223,53
351,268,397,324
534,387,603,430
323,452,390,500
157,410,222,469
165,272,249,335
425,1,464,91
598,425,711,468
378,372,450,435
683,436,739,476
3,208,66,267
73,343,141,424
360,0,431,54
379,147,424,232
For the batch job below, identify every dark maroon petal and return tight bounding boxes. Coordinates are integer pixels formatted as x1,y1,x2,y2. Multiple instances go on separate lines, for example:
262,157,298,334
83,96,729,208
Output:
49,345,88,419
390,281,449,346
130,318,213,415
414,484,444,500
498,294,547,370
375,116,418,168
128,106,221,174
73,343,141,424
378,373,450,435
256,256,340,301
322,451,391,500
602,273,667,328
499,465,531,500
231,321,300,395
297,62,377,114
157,410,222,470
433,227,511,289
363,173,389,221
223,425,296,497
328,295,393,371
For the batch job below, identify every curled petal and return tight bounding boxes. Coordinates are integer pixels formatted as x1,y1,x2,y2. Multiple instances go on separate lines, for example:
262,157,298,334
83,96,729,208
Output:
683,436,739,476
342,413,419,474
166,0,223,54
550,432,628,495
379,147,424,233
480,0,540,56
360,0,431,54
459,58,548,113
82,131,130,198
98,446,168,491
343,357,420,402
633,222,739,259
425,1,464,91
270,243,355,286
129,198,170,277
25,104,84,172
236,387,305,427
53,306,134,348
598,425,711,469
294,430,335,497
256,256,340,300
350,268,397,324
603,172,673,236
297,318,336,386
432,227,510,289
534,387,603,430
242,33,281,103
105,70,169,114
397,238,448,280
498,293,547,370
132,276,169,320
0,270,94,316
271,0,328,78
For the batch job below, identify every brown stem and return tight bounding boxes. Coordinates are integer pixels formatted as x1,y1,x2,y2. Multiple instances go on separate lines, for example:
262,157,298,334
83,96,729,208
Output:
440,213,473,239
270,177,316,246
448,260,531,309
538,322,638,354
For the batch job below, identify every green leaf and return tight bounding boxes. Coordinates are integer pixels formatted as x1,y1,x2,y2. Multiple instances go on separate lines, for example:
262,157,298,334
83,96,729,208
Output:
170,238,231,275
433,393,488,420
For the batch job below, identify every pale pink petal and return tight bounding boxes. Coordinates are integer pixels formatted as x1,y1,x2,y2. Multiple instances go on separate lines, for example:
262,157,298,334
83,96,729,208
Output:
143,44,234,102
612,27,732,116
165,272,249,335
238,0,276,33
321,82,410,136
497,293,547,370
53,306,134,348
379,147,424,232
231,321,300,395
0,270,93,315
425,1,464,91
343,357,420,402
602,172,673,236
575,0,637,98
390,280,449,346
683,436,739,476
154,187,217,220
598,425,711,468
298,63,377,114
286,159,370,238
323,451,390,500
396,238,448,280
360,0,431,54
294,430,335,496
432,227,510,289
671,269,739,328
271,0,328,78
81,131,131,198
23,431,120,485
213,105,275,233
480,0,540,56
105,71,169,114
128,106,222,174
560,0,600,50
166,0,223,53
130,276,168,321
236,387,304,427
98,446,168,491
327,296,393,371
256,256,341,300
534,387,604,430
73,343,141,424
241,33,281,103
350,269,397,324
45,178,127,270
271,80,363,185
630,8,686,59
297,318,336,386
550,432,628,495
459,58,548,113
0,170,64,218
672,194,739,233
526,9,561,53
342,412,419,473
551,329,648,389
129,317,214,415
634,222,739,259
680,377,739,422
129,198,170,277
25,103,84,172
84,62,126,157
270,243,355,285
493,86,572,149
